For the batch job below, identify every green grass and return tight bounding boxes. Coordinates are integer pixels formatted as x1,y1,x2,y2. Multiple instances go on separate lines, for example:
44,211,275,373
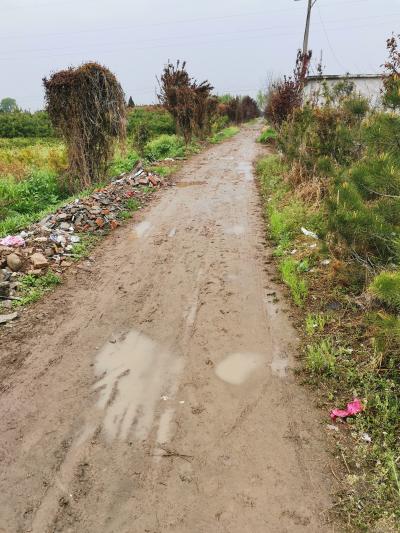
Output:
257,127,277,144
279,257,308,306
209,126,239,144
306,338,336,374
305,313,327,335
14,271,61,306
143,134,186,161
257,152,400,530
369,271,400,312
70,234,100,260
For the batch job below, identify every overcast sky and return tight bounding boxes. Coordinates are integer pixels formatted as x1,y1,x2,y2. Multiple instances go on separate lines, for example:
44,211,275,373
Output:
1,0,399,110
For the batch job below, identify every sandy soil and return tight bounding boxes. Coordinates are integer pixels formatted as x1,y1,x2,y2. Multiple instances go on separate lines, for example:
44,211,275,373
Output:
0,123,333,532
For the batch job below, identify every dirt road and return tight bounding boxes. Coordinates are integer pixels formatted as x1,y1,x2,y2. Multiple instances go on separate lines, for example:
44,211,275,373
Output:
0,124,332,532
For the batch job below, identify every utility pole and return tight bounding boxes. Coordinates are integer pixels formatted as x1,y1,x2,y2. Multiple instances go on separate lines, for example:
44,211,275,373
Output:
295,0,317,56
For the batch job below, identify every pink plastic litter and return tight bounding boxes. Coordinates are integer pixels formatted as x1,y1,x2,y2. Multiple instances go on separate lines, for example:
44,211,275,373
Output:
0,235,25,247
330,398,363,421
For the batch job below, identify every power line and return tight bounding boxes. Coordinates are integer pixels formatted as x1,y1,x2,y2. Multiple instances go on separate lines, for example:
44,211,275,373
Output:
316,4,348,72
1,12,398,59
0,0,372,41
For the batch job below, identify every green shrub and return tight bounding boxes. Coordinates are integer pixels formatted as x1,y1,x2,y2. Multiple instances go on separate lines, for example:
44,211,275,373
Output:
342,95,370,118
108,150,139,176
257,127,277,144
127,106,175,138
370,271,400,311
143,134,185,161
0,111,54,138
328,155,400,262
280,257,308,306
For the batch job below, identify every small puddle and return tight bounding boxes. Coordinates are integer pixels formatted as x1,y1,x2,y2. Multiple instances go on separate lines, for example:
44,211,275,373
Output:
176,180,206,188
237,162,253,182
94,330,182,441
225,224,245,236
271,353,289,378
168,227,177,238
134,220,151,238
215,352,263,385
156,407,175,445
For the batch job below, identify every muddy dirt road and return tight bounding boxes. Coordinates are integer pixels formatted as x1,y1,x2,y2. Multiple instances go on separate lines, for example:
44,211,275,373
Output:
0,124,332,532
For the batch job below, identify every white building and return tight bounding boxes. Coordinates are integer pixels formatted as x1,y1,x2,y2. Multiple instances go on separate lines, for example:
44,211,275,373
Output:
304,74,384,106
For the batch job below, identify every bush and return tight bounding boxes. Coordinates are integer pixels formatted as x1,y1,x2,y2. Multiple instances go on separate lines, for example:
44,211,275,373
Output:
158,60,214,144
43,62,126,191
265,51,311,126
369,271,400,311
328,154,400,262
0,111,54,138
143,134,185,161
257,127,277,144
382,34,400,110
127,106,175,138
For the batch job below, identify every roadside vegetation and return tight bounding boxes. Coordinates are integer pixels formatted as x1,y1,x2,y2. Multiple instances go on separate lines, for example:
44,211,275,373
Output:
257,34,400,531
0,61,259,240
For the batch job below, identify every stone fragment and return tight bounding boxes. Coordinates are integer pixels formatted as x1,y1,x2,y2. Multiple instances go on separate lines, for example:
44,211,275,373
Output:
0,282,10,297
0,312,18,325
6,253,22,272
30,252,49,269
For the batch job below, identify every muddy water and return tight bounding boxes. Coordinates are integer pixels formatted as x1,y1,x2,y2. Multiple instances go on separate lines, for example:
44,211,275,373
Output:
94,330,182,441
215,352,263,385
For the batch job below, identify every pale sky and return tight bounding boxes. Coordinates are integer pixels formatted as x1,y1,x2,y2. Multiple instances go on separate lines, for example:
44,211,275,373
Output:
1,0,399,110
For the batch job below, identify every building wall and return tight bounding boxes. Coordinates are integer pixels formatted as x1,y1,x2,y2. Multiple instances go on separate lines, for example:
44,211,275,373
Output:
304,77,383,106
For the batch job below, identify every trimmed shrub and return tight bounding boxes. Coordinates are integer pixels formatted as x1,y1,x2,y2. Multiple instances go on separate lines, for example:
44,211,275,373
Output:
43,62,126,191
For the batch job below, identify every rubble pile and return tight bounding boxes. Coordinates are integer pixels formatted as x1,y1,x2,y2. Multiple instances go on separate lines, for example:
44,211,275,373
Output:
0,164,164,308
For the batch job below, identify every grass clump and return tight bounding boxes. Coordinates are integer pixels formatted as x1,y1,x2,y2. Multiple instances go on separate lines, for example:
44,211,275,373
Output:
306,338,336,374
143,134,186,161
369,271,400,311
15,271,61,306
257,127,277,144
305,313,327,335
209,126,239,144
280,257,308,306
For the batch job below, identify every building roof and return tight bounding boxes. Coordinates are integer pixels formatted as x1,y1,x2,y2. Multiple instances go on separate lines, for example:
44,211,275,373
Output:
306,74,382,82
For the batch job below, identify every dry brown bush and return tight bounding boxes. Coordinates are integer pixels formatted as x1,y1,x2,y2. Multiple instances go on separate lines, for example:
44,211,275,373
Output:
158,60,214,143
43,62,126,191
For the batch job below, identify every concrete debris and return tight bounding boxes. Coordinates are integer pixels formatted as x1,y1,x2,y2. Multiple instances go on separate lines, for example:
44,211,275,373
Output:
0,312,18,325
0,163,165,306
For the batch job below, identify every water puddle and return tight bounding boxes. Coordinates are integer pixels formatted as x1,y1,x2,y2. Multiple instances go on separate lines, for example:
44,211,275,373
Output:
156,407,175,445
237,162,253,182
168,227,177,238
176,180,206,188
94,330,182,441
215,352,263,385
271,353,289,378
134,220,151,238
225,224,245,236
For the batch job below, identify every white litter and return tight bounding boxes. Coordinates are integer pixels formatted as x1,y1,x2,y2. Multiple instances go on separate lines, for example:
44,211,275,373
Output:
301,227,318,239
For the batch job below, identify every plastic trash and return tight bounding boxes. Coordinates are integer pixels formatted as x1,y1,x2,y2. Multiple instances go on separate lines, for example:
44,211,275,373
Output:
0,235,25,247
330,398,363,421
301,227,318,239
